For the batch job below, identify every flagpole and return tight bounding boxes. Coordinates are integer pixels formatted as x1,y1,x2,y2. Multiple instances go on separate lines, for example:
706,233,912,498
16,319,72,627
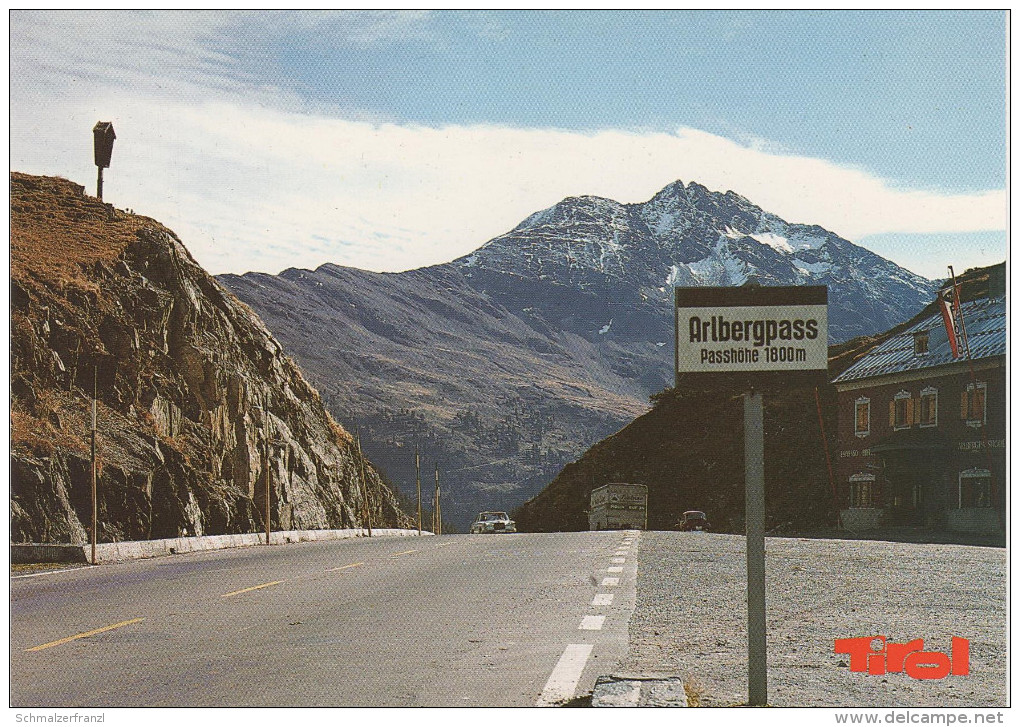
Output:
948,266,998,515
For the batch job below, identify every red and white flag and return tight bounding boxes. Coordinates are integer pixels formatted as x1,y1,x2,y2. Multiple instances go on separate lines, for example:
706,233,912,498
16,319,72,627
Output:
939,286,960,358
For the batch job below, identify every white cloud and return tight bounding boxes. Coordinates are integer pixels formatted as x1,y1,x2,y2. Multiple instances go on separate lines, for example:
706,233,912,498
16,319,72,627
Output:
10,97,1006,276
9,11,1005,278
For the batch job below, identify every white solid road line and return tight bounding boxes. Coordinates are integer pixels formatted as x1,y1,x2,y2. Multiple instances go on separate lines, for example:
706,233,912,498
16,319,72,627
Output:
537,644,594,706
591,593,614,606
11,565,98,579
579,615,605,631
601,577,620,586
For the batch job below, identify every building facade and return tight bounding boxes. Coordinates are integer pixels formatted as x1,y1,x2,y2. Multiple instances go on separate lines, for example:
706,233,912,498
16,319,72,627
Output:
832,295,1005,533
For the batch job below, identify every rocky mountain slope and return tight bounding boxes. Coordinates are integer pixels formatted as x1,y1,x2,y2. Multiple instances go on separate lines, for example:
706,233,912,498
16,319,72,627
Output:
221,180,936,529
513,262,1003,534
10,173,411,544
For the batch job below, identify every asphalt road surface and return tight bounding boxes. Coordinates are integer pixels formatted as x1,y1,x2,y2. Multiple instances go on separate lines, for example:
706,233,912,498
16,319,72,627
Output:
11,531,639,707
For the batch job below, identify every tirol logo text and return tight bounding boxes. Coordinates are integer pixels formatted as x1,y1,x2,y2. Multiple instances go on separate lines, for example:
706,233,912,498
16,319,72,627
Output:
834,636,969,679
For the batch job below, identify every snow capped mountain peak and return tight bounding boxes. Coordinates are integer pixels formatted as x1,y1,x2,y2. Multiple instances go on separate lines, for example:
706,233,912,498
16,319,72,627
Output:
454,177,936,342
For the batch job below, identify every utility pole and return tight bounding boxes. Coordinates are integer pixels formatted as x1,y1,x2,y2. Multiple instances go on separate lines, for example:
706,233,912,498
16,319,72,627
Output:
357,428,372,536
264,391,271,545
434,464,442,536
415,444,422,535
91,366,98,565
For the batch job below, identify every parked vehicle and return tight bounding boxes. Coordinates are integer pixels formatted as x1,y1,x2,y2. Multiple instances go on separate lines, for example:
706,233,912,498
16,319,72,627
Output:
679,510,710,531
589,483,648,531
470,512,517,534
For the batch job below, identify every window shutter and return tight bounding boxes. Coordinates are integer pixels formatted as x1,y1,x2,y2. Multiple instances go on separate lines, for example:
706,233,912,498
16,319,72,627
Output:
961,391,969,419
889,400,895,427
904,397,914,426
913,397,921,424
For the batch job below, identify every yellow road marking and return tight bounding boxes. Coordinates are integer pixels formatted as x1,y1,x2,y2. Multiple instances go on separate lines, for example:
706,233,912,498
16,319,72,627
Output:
326,562,364,572
26,618,145,652
390,549,418,557
220,580,284,598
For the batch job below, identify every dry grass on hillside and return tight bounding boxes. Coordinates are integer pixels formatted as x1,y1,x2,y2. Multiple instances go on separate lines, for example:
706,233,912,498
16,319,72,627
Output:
10,173,163,295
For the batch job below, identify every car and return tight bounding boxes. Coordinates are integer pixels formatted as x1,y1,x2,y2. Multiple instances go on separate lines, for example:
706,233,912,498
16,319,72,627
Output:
470,511,517,534
679,510,710,532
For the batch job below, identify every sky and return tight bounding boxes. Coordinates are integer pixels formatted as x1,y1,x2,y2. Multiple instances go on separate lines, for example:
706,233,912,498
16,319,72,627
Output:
9,10,1007,280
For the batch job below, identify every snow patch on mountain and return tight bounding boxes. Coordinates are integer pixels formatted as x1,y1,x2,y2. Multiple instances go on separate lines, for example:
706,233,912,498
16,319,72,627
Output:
794,259,833,276
750,232,793,253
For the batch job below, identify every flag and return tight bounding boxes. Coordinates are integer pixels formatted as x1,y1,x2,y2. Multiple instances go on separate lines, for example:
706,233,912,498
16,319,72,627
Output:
939,286,960,358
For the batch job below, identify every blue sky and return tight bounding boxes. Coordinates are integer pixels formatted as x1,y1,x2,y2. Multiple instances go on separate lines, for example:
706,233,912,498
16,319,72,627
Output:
9,10,1007,279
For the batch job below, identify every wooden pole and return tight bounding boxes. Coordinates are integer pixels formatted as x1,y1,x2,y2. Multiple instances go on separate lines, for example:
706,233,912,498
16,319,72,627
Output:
264,392,271,545
357,428,372,537
91,366,98,565
434,465,441,536
96,167,104,202
415,444,422,535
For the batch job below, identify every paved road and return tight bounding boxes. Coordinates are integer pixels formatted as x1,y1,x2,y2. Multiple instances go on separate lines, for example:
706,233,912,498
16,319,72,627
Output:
11,531,639,707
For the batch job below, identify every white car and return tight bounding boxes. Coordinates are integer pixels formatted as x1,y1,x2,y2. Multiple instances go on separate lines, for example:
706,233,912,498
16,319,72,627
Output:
470,511,517,534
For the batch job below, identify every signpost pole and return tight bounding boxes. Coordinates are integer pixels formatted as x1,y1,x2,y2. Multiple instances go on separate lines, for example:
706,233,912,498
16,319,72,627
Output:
675,285,826,709
745,389,767,706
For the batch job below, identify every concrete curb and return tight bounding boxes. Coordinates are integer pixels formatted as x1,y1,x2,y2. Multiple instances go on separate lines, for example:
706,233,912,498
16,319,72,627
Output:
12,528,433,565
591,674,689,707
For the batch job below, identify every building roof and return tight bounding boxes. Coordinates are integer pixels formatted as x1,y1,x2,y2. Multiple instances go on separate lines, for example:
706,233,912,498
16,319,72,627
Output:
833,296,1006,384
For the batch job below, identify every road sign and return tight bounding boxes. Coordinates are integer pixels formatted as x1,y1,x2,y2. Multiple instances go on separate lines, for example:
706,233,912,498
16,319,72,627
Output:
675,286,828,374
673,284,828,707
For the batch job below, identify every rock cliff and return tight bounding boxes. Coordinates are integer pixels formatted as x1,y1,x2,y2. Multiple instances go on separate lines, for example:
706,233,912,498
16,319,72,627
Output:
10,173,411,544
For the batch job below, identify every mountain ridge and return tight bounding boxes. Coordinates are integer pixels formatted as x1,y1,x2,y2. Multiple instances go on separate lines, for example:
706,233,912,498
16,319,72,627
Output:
221,177,936,529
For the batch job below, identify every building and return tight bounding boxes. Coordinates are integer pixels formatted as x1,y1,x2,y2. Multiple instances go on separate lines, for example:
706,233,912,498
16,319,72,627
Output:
831,293,1005,533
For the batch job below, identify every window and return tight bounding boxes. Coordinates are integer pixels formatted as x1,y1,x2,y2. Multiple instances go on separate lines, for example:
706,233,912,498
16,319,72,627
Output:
892,390,912,430
962,382,987,427
919,387,938,428
849,473,875,508
913,331,929,355
958,468,992,508
854,397,870,438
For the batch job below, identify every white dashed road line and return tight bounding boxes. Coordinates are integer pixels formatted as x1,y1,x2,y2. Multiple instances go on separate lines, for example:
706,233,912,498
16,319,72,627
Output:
536,644,594,706
538,532,640,706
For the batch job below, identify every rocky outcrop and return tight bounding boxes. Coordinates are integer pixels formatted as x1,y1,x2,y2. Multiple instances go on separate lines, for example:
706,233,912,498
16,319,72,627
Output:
10,173,411,544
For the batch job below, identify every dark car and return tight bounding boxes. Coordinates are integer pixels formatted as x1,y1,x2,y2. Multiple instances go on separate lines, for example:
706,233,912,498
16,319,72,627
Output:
679,510,710,531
